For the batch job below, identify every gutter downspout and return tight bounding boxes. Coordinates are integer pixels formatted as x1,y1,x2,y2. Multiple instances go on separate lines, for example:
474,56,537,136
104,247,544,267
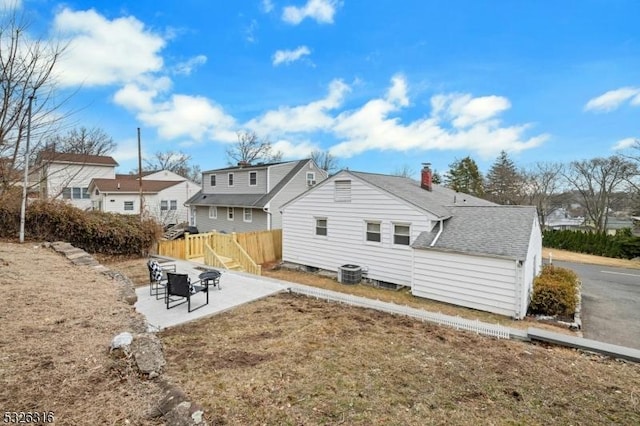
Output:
430,219,444,247
263,204,272,230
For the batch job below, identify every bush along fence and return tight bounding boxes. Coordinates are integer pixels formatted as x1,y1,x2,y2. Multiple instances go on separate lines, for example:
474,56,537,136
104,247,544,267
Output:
543,228,640,259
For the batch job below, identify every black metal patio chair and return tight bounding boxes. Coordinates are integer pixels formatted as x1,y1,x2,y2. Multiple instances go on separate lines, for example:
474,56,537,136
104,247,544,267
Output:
147,259,176,300
166,272,209,312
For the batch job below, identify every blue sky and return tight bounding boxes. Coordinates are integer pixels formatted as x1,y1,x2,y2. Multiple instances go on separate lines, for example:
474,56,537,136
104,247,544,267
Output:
11,0,640,177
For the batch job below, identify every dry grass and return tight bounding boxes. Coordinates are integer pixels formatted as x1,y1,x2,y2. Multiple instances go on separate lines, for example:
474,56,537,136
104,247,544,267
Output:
161,293,640,425
0,243,164,425
542,247,640,269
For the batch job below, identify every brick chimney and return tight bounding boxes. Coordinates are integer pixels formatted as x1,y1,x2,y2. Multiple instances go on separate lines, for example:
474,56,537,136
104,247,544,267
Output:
421,163,432,191
237,161,249,168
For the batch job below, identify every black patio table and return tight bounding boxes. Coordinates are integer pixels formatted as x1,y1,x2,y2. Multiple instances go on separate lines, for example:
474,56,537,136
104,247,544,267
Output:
198,270,222,290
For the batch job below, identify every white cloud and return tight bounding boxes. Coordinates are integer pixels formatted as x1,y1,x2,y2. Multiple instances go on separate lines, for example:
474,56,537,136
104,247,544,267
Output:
112,138,141,164
246,78,350,135
272,45,311,66
52,8,165,87
174,55,207,75
328,75,548,159
584,87,640,112
272,139,319,158
245,19,258,43
262,0,274,13
612,137,638,150
282,0,338,25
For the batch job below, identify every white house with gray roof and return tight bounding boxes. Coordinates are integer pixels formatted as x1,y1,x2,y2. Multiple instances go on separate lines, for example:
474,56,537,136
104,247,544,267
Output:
281,165,542,319
185,159,327,233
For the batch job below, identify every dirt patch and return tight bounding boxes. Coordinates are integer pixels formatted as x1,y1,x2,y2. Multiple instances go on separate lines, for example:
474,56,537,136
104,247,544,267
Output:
0,243,164,425
161,293,640,425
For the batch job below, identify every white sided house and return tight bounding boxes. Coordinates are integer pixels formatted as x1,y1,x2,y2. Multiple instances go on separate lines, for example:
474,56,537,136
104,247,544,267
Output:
88,171,200,225
186,159,327,233
37,151,118,210
281,166,542,319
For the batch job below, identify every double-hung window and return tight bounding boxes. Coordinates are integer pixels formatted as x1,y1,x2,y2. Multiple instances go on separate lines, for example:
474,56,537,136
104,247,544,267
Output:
209,206,217,219
366,221,381,242
227,207,234,221
160,200,169,211
315,218,327,236
210,175,216,186
393,224,411,246
249,171,257,186
243,208,253,222
228,173,234,186
124,201,134,211
170,200,177,210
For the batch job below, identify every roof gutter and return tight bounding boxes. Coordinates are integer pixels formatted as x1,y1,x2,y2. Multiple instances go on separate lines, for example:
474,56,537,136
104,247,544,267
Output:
430,219,444,247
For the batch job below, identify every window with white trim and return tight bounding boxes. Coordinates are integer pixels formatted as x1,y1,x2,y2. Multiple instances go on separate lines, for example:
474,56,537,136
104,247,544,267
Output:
228,173,234,186
243,208,252,222
393,224,411,245
124,201,134,211
160,200,168,211
210,175,216,186
315,218,327,236
209,206,217,219
366,221,381,242
227,207,234,220
64,186,90,199
334,180,351,202
249,171,257,186
170,200,177,210
306,172,316,186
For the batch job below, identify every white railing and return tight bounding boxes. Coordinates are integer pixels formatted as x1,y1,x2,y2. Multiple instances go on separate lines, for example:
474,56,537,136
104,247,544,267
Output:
288,286,511,339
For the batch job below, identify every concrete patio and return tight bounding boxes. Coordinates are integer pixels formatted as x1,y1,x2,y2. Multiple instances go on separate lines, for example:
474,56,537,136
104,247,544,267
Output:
135,258,288,331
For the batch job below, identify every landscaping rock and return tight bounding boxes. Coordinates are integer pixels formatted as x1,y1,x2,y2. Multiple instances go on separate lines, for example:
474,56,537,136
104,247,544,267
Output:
110,332,133,353
131,333,165,376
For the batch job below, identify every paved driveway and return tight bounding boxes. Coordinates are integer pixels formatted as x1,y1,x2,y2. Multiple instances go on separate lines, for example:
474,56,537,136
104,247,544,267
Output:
555,261,640,349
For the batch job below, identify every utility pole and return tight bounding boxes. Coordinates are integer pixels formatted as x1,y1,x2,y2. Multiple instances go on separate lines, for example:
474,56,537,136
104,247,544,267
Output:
137,127,143,222
19,94,35,243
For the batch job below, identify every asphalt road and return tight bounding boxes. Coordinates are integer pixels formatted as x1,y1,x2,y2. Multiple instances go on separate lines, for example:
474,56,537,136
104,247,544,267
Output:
555,261,640,350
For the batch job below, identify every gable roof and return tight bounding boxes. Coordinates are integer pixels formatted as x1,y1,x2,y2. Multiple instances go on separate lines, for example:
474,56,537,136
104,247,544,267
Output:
186,159,313,208
413,205,538,260
38,151,119,167
349,170,495,219
90,178,182,194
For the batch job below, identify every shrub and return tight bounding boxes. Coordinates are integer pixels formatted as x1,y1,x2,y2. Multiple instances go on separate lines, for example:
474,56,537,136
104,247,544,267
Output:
528,265,579,317
542,229,640,259
0,192,162,256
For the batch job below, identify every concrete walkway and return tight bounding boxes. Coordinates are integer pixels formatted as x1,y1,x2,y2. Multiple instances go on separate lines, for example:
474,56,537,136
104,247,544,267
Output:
135,258,288,331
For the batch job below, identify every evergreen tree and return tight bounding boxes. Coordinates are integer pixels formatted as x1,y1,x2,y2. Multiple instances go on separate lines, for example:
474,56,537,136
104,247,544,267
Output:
444,156,484,196
485,150,524,205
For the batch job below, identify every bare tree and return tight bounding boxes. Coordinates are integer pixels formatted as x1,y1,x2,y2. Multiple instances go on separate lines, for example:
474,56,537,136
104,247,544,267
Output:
44,126,116,156
522,162,565,228
563,156,637,233
142,150,201,183
0,11,66,192
225,131,282,165
392,164,416,179
311,149,340,174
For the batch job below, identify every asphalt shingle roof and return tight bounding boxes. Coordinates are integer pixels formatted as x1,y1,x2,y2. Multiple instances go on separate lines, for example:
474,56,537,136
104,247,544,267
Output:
412,205,538,260
91,178,182,193
349,171,495,219
38,151,119,166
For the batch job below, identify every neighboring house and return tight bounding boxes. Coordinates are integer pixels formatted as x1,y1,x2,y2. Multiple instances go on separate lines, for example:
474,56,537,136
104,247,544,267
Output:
37,151,118,210
281,166,542,319
545,208,584,230
88,171,201,225
185,159,327,233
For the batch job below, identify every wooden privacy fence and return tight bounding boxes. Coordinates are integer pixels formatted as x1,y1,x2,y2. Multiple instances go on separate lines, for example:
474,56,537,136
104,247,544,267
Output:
157,229,282,275
234,229,282,264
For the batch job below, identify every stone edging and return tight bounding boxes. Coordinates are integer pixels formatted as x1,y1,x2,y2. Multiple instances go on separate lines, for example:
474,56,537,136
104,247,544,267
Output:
45,241,208,426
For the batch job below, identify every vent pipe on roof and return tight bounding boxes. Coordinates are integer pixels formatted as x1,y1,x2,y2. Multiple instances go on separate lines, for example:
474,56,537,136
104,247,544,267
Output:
421,163,432,191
